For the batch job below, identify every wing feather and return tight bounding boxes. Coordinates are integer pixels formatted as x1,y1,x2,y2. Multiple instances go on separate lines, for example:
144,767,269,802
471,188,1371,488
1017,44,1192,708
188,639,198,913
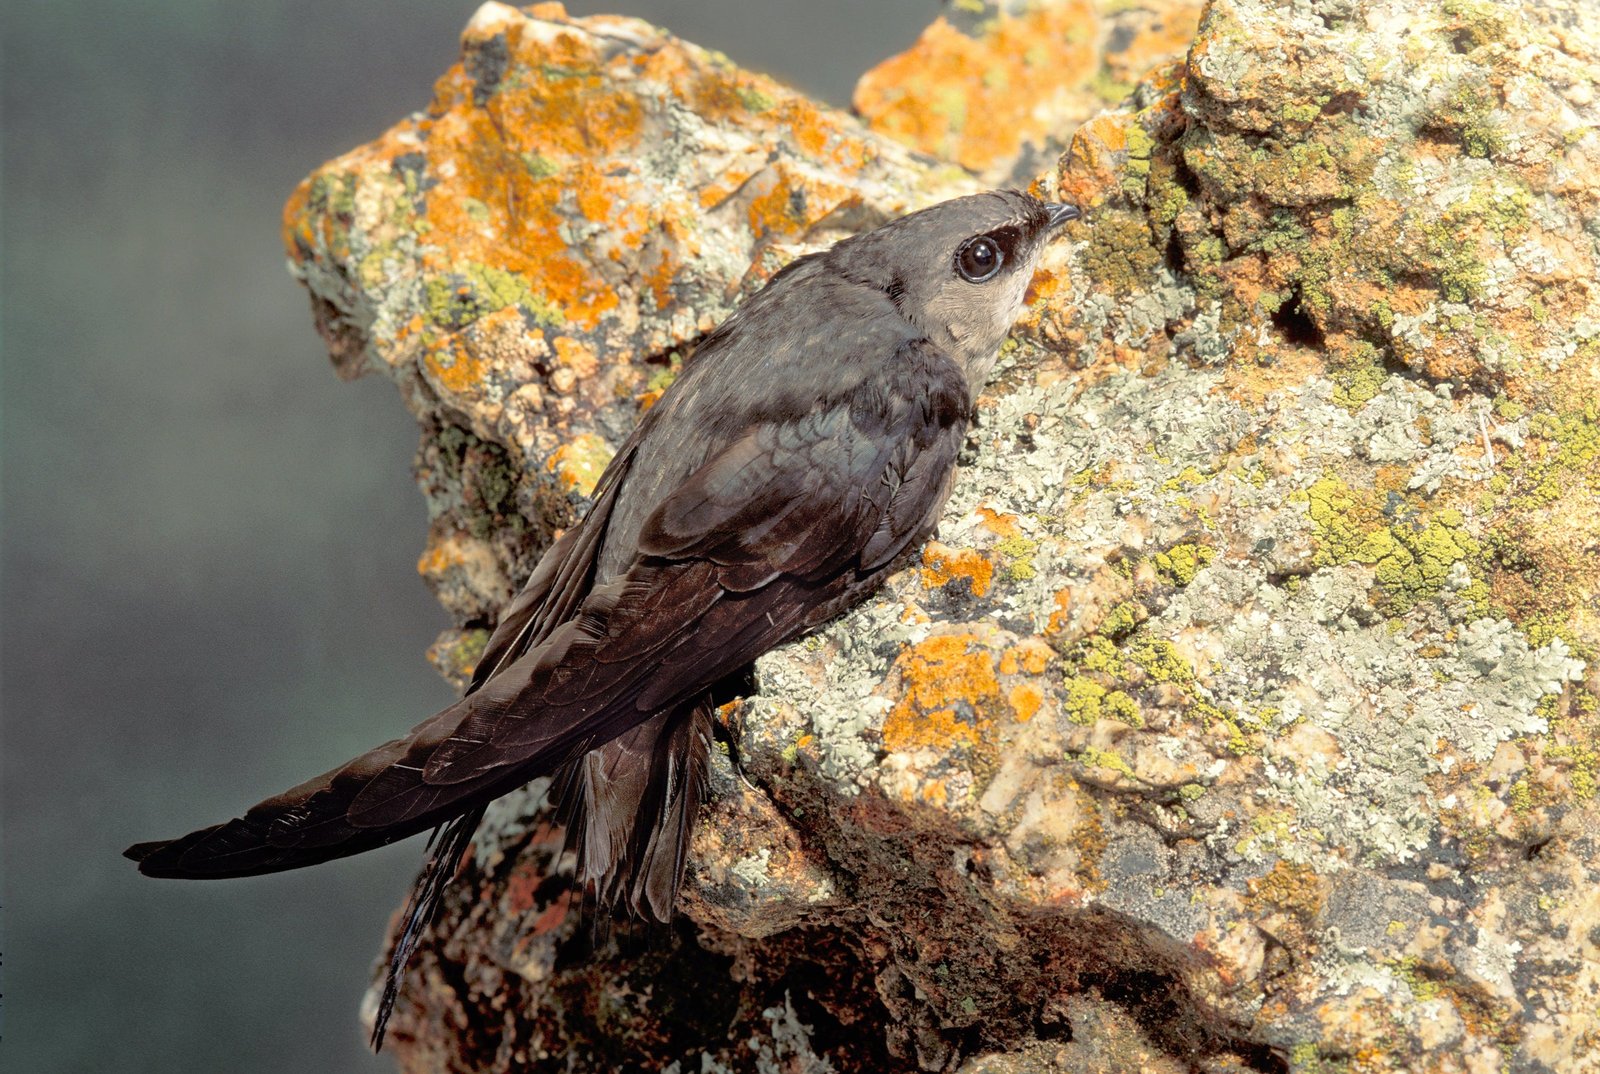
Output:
127,338,972,881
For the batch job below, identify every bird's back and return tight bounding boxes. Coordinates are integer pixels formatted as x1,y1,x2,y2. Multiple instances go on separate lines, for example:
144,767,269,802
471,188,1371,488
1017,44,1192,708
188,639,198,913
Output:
593,254,915,582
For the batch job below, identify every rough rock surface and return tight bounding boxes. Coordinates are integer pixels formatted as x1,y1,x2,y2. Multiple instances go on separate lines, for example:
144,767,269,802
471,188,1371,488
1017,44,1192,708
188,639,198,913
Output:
284,0,968,676
289,1,1600,1071
854,0,1203,185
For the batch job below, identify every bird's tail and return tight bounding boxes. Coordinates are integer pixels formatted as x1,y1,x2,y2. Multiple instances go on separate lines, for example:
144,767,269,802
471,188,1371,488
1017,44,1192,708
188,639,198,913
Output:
370,804,486,1049
361,702,711,1048
556,701,712,923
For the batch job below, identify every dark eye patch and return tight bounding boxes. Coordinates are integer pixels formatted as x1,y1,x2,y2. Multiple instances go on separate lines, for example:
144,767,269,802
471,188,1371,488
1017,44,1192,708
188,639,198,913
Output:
980,225,1026,262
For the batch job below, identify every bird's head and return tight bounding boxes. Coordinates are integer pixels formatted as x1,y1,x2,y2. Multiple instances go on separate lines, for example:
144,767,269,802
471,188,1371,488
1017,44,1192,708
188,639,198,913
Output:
825,189,1080,384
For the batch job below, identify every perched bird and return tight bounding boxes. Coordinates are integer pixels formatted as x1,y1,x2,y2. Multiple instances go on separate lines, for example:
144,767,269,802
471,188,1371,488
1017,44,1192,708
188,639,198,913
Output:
127,188,1081,1044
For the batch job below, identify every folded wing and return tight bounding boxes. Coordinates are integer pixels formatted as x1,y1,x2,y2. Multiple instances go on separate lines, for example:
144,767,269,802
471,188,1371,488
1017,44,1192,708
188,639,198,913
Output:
127,337,971,880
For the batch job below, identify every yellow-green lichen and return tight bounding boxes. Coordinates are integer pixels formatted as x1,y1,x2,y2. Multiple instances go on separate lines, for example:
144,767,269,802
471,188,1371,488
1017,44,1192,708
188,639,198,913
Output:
1145,155,1191,230
1193,699,1258,756
1286,1041,1351,1074
1548,742,1599,800
307,171,358,218
1330,343,1388,410
1125,638,1195,684
1152,542,1216,586
1122,122,1156,198
1353,510,1479,613
1079,210,1163,295
995,534,1039,582
1442,0,1509,51
1077,635,1122,675
1234,808,1296,857
1072,745,1139,780
427,262,564,330
433,627,490,683
735,85,776,113
645,352,685,394
1386,956,1444,1002
1281,101,1321,126
1506,777,1539,815
1063,675,1142,727
1445,82,1507,159
1525,405,1600,495
1412,180,1532,306
519,151,560,179
1303,474,1482,612
1159,465,1209,493
1099,601,1145,640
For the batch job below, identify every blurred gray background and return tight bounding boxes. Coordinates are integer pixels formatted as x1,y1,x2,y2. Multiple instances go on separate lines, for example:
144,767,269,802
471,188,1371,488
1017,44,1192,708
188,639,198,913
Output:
3,1,933,1070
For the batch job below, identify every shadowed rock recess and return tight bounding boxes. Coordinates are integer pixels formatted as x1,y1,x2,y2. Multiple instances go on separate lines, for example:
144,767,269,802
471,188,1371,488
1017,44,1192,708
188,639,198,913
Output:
285,1,1600,1070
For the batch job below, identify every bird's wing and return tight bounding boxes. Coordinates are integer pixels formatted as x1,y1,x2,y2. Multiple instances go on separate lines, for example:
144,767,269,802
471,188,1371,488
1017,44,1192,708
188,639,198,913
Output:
468,430,642,690
127,338,971,879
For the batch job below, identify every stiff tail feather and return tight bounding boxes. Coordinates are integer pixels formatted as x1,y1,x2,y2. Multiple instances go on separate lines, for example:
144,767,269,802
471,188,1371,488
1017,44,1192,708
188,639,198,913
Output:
369,702,711,1047
370,805,485,1049
555,702,712,924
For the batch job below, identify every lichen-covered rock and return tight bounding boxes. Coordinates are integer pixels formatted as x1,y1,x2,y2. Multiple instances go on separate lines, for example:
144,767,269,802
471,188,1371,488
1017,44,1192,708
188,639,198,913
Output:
291,1,1600,1071
853,0,1203,185
283,0,968,657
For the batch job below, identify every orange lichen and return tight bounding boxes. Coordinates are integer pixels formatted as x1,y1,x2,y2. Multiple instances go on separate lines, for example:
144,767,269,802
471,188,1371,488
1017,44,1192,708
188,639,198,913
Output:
976,506,1023,539
745,178,802,242
1045,587,1075,636
415,533,469,579
1008,682,1045,723
1374,464,1412,494
921,541,995,597
1001,639,1054,676
882,634,1000,753
854,2,1098,174
283,0,942,464
1023,265,1067,307
423,340,490,395
545,432,614,496
552,335,599,379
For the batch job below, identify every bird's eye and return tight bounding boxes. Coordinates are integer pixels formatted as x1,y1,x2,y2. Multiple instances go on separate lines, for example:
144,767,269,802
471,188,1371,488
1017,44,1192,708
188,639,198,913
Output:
955,236,1003,283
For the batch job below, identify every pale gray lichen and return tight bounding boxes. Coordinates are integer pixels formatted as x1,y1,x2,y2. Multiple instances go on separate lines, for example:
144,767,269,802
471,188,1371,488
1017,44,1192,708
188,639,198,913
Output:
730,848,773,886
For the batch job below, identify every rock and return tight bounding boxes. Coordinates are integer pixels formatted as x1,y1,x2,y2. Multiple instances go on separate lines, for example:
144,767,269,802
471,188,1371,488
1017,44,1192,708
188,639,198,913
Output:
284,0,968,657
290,0,1600,1071
854,0,1204,186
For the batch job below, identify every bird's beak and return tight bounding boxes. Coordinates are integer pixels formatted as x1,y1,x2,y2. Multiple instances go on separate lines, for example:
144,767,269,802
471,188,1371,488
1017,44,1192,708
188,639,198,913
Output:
1043,206,1081,233
1045,202,1083,230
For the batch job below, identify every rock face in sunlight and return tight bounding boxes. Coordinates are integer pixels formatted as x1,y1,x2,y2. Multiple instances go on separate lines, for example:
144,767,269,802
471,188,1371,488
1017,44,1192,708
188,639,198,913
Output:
853,0,1204,185
290,1,1600,1070
283,0,968,678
